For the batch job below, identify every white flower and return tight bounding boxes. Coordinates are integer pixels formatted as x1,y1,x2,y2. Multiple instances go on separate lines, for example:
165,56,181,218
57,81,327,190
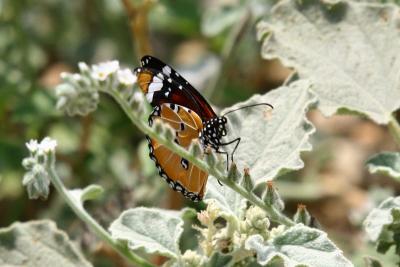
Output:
39,137,57,153
91,60,119,81
78,62,89,72
117,69,137,86
26,140,39,153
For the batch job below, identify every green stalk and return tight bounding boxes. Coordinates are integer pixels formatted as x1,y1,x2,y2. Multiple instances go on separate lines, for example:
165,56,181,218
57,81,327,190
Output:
389,114,400,146
46,154,155,267
103,89,295,227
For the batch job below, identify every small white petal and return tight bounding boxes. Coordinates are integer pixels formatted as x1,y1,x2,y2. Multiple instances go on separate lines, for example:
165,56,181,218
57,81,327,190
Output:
91,60,120,81
117,69,137,86
39,137,57,153
26,140,39,153
78,62,89,72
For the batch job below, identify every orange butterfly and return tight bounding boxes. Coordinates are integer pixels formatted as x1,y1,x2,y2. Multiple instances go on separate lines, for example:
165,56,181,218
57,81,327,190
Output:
135,56,272,201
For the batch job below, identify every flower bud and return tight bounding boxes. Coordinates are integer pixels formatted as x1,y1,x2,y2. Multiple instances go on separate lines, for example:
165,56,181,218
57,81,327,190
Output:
189,140,203,158
243,206,270,239
23,168,50,200
22,137,58,200
293,204,311,226
55,82,99,116
205,147,217,167
227,163,240,183
78,62,90,75
164,125,175,141
22,158,36,170
241,168,253,192
263,181,284,211
182,250,205,267
153,119,164,134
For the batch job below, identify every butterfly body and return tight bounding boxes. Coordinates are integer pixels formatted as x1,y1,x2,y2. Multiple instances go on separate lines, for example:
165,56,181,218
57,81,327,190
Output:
200,117,228,150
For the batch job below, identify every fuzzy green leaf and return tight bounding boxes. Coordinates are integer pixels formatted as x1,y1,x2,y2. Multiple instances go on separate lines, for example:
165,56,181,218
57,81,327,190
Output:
205,252,233,267
205,178,247,218
0,220,92,267
222,80,316,184
366,152,400,180
109,207,183,259
364,196,400,244
257,0,400,124
245,224,352,267
69,184,104,210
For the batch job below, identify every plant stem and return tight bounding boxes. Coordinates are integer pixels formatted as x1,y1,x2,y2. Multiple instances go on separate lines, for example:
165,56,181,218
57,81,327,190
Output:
389,114,400,146
104,89,295,227
121,0,153,62
203,8,252,99
46,156,155,267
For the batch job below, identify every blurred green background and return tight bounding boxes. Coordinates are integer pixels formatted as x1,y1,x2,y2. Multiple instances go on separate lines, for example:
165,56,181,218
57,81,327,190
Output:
1,0,399,266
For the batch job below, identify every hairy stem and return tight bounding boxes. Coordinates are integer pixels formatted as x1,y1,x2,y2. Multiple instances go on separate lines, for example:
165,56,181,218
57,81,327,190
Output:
103,88,295,226
389,114,400,147
203,8,252,99
46,155,155,267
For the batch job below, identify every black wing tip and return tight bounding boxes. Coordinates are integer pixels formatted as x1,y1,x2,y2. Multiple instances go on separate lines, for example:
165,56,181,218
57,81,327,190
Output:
140,55,153,60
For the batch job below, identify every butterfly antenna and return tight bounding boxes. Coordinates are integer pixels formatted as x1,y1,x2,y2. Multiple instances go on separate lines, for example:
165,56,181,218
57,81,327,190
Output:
221,103,273,117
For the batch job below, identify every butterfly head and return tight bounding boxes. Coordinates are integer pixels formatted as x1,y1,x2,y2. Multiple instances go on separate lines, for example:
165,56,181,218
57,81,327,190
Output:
201,116,228,148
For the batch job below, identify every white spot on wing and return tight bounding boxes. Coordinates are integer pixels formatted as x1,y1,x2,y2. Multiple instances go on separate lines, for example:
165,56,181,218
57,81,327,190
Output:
148,82,163,93
148,76,163,93
153,76,163,83
162,66,172,76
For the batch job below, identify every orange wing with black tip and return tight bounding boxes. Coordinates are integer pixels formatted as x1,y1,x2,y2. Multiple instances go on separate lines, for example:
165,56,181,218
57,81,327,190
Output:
147,103,208,201
134,56,217,121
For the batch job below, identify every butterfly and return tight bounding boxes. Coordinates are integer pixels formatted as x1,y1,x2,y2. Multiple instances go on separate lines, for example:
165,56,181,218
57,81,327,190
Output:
134,55,272,201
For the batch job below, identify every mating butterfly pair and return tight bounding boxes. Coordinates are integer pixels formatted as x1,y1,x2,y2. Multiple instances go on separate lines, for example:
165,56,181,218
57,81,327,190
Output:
134,56,271,201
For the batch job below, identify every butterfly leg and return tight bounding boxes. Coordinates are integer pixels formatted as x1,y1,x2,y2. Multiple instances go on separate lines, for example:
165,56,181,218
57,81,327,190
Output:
220,137,241,164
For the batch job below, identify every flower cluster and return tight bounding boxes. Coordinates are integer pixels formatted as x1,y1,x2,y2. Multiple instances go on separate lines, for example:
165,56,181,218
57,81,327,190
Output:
22,137,58,199
194,200,284,265
56,61,137,116
181,250,206,267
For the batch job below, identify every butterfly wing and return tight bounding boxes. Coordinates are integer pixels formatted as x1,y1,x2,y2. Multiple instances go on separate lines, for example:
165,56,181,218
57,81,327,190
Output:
135,68,201,114
147,103,208,201
136,55,217,120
